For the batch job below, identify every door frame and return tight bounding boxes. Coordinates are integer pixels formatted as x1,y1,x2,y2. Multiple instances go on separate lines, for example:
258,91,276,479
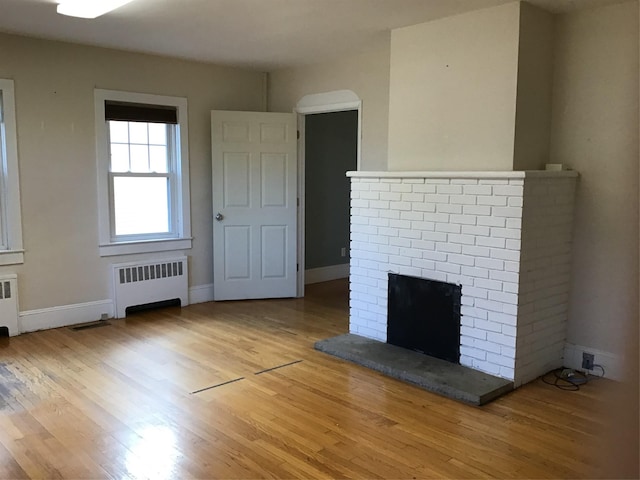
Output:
294,90,362,297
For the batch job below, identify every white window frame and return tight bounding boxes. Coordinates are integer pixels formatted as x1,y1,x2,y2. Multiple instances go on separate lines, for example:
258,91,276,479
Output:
0,79,24,266
95,89,192,256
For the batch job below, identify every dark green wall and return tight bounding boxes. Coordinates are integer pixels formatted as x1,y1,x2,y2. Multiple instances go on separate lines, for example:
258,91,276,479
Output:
305,110,357,270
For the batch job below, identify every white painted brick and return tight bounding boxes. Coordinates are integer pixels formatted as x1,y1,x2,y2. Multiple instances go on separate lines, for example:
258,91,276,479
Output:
401,192,424,202
475,361,502,376
463,184,492,195
501,346,516,358
493,185,523,196
462,205,492,216
487,311,517,326
479,179,509,185
369,182,390,192
435,222,461,234
504,261,519,272
461,266,489,279
422,231,447,243
448,254,475,266
487,353,514,368
423,213,450,223
476,236,506,249
461,326,487,340
411,239,435,251
422,250,448,262
436,262,461,274
379,209,400,220
425,194,450,204
351,199,369,208
475,257,504,271
436,242,462,254
361,191,380,200
473,318,502,333
487,332,517,348
470,338,502,354
449,234,475,245
412,184,437,193
369,236,389,246
503,282,519,294
351,182,370,191
461,225,490,237
388,255,412,266
400,211,424,221
505,239,520,250
398,228,422,239
490,248,520,261
488,290,518,305
389,237,411,248
450,195,477,205
403,178,425,184
399,247,423,259
437,204,463,214
502,324,517,337
380,192,401,201
411,258,436,270
423,270,448,282
477,216,506,228
508,197,523,207
388,219,411,229
475,298,504,313
506,218,522,229
412,203,437,213
436,184,463,194
460,346,487,361
477,196,508,206
396,266,422,277
492,207,522,218
352,224,377,235
475,278,503,292
450,214,477,226
490,228,521,240
369,200,390,210
500,366,515,379
462,286,488,299
461,245,491,257
380,178,401,183
425,179,450,184
389,201,411,211
369,217,389,227
389,184,412,193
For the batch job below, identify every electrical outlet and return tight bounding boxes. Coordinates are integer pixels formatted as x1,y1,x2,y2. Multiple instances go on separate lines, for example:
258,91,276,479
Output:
582,352,594,370
100,313,109,321
340,247,347,257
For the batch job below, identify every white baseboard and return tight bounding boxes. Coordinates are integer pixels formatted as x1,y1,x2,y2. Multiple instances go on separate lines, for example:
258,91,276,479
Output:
189,283,214,304
305,264,349,285
20,299,114,333
564,342,623,381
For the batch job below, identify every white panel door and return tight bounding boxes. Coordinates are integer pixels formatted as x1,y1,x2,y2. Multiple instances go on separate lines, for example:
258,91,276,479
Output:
212,111,297,300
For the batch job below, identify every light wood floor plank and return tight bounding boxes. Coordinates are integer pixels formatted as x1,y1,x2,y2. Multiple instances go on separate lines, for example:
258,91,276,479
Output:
0,279,616,478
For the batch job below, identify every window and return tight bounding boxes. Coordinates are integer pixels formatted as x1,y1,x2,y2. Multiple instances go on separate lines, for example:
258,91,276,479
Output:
95,90,191,256
0,79,24,265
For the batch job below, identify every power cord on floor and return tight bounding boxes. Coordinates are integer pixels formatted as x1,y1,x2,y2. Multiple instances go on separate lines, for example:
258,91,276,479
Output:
541,364,605,391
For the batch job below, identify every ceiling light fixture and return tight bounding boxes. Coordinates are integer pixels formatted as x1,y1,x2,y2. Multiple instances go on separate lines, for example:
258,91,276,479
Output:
56,0,134,19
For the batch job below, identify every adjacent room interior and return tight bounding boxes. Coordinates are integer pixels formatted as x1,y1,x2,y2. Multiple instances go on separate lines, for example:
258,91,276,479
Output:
0,0,637,477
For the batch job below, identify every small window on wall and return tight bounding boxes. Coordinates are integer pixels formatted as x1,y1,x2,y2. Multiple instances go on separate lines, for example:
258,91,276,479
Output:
0,79,24,266
95,90,191,256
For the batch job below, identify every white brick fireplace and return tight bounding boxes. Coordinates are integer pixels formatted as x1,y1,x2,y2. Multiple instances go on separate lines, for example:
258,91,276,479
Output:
348,170,578,387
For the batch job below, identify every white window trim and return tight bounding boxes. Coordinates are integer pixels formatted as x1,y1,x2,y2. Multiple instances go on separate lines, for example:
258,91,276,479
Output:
0,79,24,266
95,89,192,257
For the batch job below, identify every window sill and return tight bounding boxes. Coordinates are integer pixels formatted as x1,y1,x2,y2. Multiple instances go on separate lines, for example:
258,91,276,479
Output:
99,238,192,257
0,250,25,266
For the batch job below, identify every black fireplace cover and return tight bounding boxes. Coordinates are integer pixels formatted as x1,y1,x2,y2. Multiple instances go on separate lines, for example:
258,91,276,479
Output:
387,273,461,363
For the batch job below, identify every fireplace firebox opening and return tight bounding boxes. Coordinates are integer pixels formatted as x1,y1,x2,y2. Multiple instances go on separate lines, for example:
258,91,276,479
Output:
387,273,462,364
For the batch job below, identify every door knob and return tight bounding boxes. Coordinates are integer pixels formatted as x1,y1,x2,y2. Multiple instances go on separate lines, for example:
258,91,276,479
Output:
215,212,224,221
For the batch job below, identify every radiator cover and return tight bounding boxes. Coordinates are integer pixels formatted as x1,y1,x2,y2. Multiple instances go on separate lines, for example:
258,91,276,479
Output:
0,274,19,336
112,257,188,318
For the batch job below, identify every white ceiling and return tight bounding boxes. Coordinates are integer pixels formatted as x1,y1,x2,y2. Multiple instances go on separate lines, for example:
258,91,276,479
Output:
0,0,625,70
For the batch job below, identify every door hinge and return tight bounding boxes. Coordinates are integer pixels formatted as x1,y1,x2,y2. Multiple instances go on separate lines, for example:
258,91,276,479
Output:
297,263,299,272
297,130,300,140
297,197,300,207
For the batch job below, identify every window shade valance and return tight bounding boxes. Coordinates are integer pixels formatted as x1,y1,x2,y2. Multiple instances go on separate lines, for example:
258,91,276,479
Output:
104,101,178,124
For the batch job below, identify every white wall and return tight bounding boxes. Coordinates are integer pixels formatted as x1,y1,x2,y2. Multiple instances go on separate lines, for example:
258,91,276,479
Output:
549,1,639,360
512,2,555,171
0,33,264,315
268,42,391,171
387,3,521,171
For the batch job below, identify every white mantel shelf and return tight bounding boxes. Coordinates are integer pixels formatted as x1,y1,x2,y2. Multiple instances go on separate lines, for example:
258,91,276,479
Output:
346,170,579,179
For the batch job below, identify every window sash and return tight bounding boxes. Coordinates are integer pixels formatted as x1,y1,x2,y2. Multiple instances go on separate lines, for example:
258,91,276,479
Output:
0,93,7,250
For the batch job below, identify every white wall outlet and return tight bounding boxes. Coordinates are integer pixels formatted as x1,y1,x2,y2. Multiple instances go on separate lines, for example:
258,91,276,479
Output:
100,313,109,321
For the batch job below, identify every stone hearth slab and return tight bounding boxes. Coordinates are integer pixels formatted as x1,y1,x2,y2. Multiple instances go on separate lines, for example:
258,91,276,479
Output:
315,333,513,406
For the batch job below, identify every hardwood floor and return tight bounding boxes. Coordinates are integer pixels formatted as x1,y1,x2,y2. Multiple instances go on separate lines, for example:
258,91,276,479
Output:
0,280,615,478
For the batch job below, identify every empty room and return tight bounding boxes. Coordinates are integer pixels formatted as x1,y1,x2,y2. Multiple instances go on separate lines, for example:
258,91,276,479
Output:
0,0,638,478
